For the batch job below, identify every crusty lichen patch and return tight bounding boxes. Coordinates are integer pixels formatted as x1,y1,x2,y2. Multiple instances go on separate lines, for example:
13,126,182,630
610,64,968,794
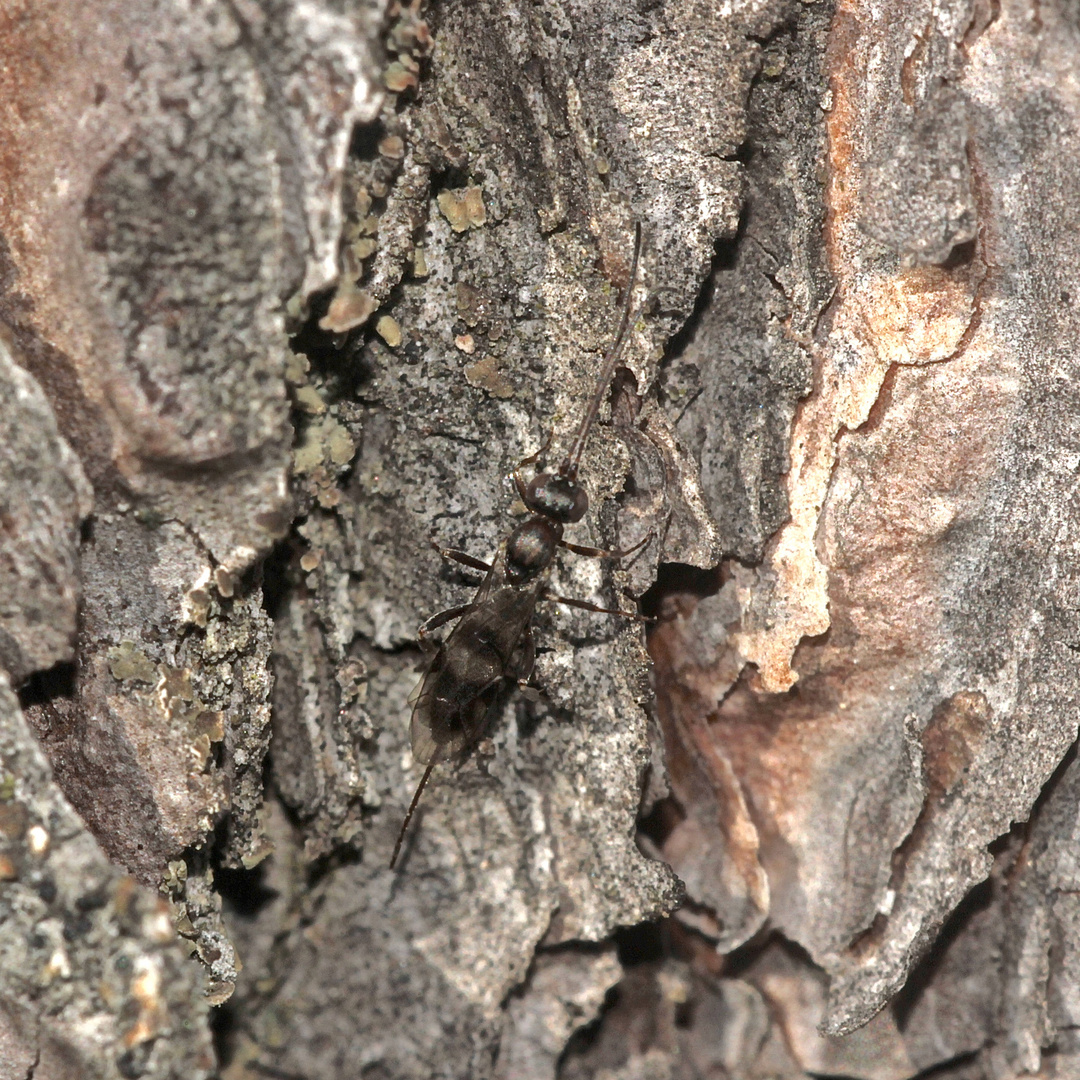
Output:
315,1,433,334
0,682,214,1075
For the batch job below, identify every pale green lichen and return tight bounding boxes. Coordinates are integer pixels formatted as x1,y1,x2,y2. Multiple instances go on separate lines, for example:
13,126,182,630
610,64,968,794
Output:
376,315,402,347
294,417,357,474
107,641,159,684
437,185,486,232
328,423,356,466
294,385,327,416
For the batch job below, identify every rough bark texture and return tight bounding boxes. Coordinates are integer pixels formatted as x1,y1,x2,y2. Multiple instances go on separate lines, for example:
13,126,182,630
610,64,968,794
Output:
2,0,1080,1077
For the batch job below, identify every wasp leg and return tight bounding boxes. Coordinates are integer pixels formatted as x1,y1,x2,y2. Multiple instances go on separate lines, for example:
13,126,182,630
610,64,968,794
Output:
560,532,652,561
417,604,472,640
430,541,492,574
511,434,554,502
540,591,655,623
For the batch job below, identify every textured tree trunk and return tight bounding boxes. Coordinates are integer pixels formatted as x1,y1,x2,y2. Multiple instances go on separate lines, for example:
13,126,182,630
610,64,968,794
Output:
1,0,1078,1077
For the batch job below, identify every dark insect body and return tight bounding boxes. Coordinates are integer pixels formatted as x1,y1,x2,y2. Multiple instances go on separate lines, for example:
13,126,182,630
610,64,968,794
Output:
390,224,647,869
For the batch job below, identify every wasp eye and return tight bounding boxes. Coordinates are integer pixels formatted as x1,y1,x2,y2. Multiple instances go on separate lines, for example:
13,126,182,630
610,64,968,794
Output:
524,473,588,523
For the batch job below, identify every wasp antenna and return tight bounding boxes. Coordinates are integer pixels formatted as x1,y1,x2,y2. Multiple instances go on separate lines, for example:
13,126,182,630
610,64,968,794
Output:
561,222,643,480
390,760,437,870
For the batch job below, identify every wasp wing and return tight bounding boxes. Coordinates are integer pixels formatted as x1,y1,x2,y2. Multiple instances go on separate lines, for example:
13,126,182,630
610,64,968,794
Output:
408,570,543,764
408,670,442,765
408,640,504,764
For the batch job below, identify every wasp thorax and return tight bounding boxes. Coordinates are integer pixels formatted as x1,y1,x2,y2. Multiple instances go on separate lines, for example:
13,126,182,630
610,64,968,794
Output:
524,473,588,523
506,517,560,582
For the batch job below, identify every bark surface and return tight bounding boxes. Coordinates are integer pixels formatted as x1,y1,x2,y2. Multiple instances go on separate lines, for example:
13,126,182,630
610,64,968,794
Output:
0,0,1078,1077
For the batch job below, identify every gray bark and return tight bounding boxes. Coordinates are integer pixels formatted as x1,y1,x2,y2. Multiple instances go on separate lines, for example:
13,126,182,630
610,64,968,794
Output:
1,0,1079,1077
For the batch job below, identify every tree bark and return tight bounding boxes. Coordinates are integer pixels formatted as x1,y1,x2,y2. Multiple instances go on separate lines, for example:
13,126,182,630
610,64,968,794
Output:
1,0,1079,1077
